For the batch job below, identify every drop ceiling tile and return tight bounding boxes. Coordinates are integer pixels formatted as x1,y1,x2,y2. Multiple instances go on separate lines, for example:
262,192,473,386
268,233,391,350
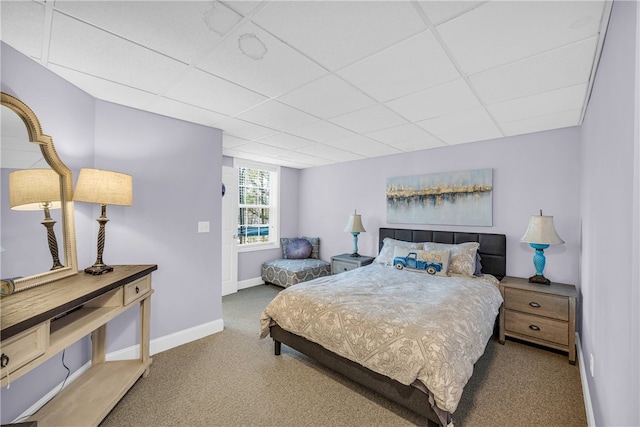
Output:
164,67,267,116
501,110,582,137
438,1,605,74
0,1,45,59
232,141,291,157
196,21,326,97
216,118,279,141
417,108,502,145
470,37,598,104
253,1,426,70
329,105,408,134
277,75,376,119
230,142,332,167
146,97,230,127
366,124,438,145
392,138,447,152
237,101,319,132
222,1,264,17
385,79,481,122
338,32,459,102
257,133,316,150
325,134,401,158
295,144,364,163
487,83,588,124
48,12,188,94
286,121,356,144
417,1,487,26
47,64,160,111
55,1,239,63
223,134,251,149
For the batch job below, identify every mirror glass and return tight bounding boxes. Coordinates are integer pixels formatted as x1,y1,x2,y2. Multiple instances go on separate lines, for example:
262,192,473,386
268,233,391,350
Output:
1,93,78,292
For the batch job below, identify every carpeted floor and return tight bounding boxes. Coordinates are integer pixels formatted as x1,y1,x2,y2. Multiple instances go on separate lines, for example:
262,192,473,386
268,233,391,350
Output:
100,284,586,427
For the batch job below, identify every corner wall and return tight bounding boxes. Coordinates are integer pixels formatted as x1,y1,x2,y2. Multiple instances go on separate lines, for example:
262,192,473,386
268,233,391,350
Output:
0,43,223,423
579,1,640,425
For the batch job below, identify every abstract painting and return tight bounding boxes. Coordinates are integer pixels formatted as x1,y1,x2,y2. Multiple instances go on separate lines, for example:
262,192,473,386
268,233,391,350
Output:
386,168,493,226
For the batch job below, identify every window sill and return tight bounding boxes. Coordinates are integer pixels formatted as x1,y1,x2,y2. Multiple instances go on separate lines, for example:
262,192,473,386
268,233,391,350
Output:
237,242,279,253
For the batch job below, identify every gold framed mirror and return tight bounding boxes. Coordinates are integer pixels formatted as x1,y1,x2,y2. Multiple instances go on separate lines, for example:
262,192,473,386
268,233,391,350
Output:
1,92,78,292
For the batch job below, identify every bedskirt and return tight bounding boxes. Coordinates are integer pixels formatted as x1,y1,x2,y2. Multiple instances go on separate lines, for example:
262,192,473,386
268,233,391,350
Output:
261,258,331,288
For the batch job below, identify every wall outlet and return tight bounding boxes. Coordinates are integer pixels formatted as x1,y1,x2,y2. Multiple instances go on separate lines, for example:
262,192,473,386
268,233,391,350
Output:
589,353,595,377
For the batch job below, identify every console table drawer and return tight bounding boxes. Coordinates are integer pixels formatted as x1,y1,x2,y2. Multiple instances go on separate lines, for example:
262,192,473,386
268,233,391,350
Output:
0,323,49,379
124,276,151,305
504,288,568,320
505,310,569,346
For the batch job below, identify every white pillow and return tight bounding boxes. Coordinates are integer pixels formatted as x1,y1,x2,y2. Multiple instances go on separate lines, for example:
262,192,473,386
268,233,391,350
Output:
421,242,480,276
374,238,422,265
392,247,450,277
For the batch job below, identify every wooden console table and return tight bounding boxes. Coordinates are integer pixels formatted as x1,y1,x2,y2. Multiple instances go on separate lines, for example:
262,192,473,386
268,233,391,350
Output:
1,264,157,426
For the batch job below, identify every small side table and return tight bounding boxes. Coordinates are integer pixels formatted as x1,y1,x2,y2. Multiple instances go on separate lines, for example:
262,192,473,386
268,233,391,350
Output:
499,276,577,364
331,253,375,274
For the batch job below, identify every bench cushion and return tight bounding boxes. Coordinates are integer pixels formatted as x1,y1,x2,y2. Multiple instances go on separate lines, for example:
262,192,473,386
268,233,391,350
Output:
262,259,331,288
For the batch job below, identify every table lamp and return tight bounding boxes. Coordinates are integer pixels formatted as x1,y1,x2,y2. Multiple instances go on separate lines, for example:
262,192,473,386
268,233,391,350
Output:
520,210,564,285
9,169,64,270
73,168,132,275
344,210,366,257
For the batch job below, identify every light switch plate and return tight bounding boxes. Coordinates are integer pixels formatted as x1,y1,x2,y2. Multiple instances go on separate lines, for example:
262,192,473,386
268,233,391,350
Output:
198,221,210,233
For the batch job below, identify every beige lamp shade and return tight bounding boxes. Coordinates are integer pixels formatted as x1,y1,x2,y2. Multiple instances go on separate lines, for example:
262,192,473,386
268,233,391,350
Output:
344,211,366,233
9,169,62,211
521,214,564,245
73,168,133,206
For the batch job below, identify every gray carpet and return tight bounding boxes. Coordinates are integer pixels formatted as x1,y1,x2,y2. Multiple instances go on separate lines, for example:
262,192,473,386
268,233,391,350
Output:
100,284,586,427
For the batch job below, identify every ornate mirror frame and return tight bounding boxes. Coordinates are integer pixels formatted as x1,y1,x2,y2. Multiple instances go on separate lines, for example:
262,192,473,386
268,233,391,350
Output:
1,92,78,291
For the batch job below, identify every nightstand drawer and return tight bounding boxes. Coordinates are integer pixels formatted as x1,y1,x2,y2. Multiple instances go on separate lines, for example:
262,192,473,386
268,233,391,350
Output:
505,310,569,346
124,276,151,305
0,323,49,379
504,288,568,321
332,260,356,274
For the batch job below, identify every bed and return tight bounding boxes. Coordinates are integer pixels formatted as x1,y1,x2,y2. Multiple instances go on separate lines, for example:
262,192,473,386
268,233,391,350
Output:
260,228,506,426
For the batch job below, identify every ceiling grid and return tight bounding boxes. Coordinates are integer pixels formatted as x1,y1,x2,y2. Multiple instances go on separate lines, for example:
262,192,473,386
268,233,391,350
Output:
0,0,613,169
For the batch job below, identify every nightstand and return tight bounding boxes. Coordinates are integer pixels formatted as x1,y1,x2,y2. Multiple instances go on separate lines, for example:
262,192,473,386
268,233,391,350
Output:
499,276,577,364
331,253,375,274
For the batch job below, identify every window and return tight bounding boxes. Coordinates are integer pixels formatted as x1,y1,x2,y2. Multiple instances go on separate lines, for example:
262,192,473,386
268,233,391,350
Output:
236,160,279,250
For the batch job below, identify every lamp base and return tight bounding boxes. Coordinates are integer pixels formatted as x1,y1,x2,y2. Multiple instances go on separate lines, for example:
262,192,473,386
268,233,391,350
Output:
350,252,361,257
528,274,551,285
84,264,114,275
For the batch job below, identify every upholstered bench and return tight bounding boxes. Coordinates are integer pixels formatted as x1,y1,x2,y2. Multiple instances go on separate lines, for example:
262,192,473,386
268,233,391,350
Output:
261,237,331,288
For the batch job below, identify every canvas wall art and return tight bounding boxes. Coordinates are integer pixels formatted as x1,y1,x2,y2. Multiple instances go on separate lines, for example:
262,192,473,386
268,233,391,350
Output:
386,168,493,226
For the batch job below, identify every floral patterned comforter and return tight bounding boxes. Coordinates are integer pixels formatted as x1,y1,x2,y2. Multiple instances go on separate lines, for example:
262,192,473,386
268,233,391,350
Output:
260,263,503,414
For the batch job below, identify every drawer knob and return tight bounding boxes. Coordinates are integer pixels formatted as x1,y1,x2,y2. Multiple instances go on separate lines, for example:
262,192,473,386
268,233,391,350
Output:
529,302,541,308
529,325,540,331
135,286,140,294
0,353,9,368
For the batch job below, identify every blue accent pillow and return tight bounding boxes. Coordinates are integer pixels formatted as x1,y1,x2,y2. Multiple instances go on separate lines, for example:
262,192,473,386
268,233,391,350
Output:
285,238,313,259
474,253,483,276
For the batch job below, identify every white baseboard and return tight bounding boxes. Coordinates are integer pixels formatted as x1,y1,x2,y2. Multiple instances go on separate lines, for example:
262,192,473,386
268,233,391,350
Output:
108,318,224,360
238,276,264,290
14,318,224,423
576,333,596,426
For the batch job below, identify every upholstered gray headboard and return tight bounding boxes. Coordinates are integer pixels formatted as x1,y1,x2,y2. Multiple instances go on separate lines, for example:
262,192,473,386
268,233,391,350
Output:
379,228,507,280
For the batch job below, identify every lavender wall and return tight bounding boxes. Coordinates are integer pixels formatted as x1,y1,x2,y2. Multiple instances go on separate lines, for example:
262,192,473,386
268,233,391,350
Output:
1,43,223,423
580,1,640,425
298,127,582,286
1,43,96,423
